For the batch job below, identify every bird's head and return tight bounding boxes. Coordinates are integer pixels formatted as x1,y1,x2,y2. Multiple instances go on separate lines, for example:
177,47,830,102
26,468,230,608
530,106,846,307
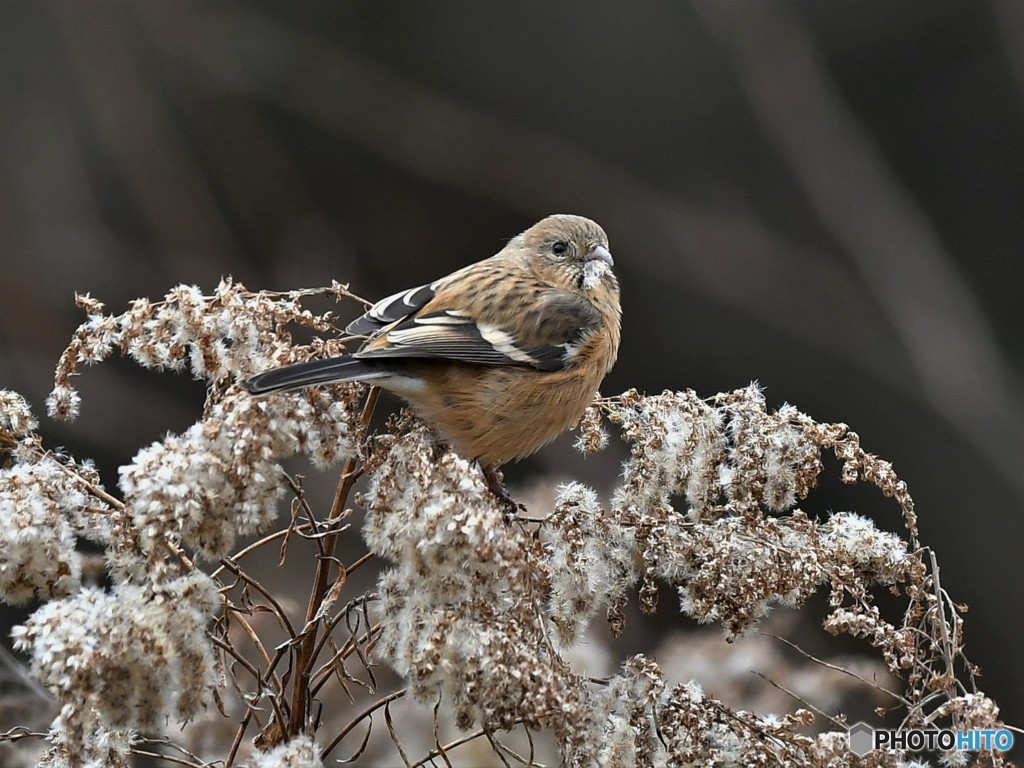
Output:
517,214,618,297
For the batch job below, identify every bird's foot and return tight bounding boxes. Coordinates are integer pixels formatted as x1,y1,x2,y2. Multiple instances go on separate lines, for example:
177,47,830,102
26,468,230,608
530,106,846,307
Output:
481,463,525,518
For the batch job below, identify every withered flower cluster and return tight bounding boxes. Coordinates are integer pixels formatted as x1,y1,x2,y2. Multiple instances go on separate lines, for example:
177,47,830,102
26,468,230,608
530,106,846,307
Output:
0,281,1009,768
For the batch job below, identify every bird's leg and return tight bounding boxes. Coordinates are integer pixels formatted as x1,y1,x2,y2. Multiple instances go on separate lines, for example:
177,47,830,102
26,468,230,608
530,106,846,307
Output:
480,463,523,515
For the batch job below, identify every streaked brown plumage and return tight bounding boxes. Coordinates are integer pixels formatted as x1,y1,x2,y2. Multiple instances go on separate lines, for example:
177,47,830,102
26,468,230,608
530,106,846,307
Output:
243,214,621,499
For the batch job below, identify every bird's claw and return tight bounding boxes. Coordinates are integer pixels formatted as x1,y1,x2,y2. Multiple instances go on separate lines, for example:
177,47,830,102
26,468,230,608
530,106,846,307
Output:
480,463,522,518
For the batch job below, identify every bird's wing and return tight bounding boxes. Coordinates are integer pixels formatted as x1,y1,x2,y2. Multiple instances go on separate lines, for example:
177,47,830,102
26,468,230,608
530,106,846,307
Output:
353,281,602,372
345,283,438,337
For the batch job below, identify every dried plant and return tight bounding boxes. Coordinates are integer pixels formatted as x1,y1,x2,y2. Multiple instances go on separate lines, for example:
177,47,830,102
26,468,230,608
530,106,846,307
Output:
0,280,1014,767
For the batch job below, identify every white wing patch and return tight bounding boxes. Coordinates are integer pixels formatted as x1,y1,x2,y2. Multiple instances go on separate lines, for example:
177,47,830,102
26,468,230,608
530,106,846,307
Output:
414,310,472,326
477,323,540,364
558,341,580,360
385,326,448,345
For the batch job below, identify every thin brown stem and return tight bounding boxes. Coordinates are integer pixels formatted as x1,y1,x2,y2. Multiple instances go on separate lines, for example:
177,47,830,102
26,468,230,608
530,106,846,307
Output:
289,386,379,735
225,708,254,768
220,557,297,639
310,622,382,696
133,737,217,768
759,631,902,700
51,454,126,509
751,671,845,731
129,750,204,768
211,634,263,685
0,727,49,742
211,527,291,579
385,697,413,767
307,591,379,689
343,551,375,577
320,688,407,761
228,610,277,676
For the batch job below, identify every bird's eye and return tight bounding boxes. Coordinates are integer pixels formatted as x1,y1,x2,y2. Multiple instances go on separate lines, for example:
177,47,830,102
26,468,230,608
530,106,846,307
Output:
552,241,569,256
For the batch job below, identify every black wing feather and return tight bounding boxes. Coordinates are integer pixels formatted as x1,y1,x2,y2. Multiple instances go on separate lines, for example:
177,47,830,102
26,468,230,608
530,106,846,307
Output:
346,283,437,336
243,357,379,395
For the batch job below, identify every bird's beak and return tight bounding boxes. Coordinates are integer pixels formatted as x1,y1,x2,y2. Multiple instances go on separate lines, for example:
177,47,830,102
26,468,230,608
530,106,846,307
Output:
584,245,614,266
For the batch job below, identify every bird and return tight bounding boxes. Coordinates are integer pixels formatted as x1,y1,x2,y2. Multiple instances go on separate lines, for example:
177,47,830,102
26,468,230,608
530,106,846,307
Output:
242,214,621,505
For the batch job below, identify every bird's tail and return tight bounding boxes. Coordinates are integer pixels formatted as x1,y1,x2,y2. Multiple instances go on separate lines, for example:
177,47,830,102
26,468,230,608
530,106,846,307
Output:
242,356,380,395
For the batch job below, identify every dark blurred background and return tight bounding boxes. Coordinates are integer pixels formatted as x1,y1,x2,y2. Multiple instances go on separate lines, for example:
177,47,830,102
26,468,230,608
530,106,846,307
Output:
1,0,1022,736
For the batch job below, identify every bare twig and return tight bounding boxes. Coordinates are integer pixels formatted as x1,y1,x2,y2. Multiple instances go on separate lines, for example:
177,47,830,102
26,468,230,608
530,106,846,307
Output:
320,688,408,761
751,671,845,731
220,557,298,639
385,697,414,768
430,695,455,768
210,528,291,580
760,632,902,701
0,727,49,743
134,736,222,768
289,386,379,734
